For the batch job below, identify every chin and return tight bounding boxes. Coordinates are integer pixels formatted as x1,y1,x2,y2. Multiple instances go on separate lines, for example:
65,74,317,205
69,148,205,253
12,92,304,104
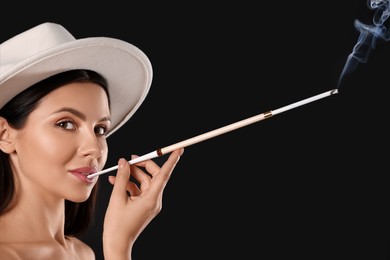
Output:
66,192,92,203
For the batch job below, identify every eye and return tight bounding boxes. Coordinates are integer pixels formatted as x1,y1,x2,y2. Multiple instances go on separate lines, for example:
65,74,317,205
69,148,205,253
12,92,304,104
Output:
95,125,108,136
56,120,76,130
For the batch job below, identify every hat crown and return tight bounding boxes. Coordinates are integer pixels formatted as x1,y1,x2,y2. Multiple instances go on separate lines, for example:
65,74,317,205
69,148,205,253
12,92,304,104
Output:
0,22,152,137
0,23,75,73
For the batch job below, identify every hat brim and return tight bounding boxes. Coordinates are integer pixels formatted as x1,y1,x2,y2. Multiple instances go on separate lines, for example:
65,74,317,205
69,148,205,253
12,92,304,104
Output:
0,37,152,137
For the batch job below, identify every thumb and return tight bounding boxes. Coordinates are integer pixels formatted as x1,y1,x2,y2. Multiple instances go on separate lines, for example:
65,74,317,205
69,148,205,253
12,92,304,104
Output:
110,158,130,201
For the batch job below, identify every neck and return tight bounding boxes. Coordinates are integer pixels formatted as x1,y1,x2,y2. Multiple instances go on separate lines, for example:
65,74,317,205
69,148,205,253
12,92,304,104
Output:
0,188,67,245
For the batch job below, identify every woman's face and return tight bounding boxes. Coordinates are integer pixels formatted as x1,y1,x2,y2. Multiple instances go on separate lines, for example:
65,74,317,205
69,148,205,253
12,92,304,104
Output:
10,82,110,202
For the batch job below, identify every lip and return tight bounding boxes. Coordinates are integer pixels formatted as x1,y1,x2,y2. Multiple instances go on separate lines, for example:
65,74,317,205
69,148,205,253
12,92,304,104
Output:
69,166,98,184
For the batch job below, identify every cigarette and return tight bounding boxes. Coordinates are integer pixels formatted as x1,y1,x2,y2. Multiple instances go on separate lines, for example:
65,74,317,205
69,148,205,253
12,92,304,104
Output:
87,88,338,178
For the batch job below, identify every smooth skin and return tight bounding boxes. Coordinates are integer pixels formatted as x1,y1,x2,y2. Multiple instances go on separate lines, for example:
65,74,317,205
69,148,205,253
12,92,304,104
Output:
0,82,183,260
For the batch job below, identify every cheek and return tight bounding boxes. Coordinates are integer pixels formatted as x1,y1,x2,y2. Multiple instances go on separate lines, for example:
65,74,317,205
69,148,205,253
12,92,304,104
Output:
16,129,76,176
99,141,109,170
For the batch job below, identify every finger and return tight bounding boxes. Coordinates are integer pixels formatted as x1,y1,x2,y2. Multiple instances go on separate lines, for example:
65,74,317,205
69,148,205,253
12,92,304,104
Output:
151,148,183,191
131,154,160,178
130,166,152,191
108,175,141,196
127,182,141,196
109,158,131,202
131,165,151,183
132,154,172,179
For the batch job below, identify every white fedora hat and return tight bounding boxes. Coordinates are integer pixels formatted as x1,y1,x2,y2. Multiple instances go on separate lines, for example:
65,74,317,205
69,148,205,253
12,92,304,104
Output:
0,22,152,137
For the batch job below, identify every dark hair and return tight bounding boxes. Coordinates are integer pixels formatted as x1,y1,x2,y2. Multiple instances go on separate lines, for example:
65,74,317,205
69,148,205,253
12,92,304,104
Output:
0,69,110,236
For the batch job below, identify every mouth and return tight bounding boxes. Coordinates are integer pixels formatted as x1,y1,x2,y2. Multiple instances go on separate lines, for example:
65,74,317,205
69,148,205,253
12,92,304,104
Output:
69,167,98,184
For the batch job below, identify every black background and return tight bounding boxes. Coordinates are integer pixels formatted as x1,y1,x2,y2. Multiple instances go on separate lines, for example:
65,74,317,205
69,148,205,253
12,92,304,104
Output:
1,1,388,259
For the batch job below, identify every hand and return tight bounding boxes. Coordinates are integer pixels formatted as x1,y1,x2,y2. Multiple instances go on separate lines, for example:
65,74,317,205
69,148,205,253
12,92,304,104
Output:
102,148,184,259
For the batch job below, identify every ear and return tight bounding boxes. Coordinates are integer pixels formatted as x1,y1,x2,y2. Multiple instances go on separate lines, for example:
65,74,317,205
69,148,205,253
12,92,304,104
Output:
0,117,17,154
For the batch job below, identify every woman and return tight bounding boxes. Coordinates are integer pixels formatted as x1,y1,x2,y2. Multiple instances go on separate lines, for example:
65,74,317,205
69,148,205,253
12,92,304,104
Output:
0,23,183,259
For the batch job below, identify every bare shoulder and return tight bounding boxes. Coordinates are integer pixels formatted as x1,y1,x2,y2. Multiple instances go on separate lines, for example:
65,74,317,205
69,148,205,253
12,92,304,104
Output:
0,237,95,260
67,236,95,259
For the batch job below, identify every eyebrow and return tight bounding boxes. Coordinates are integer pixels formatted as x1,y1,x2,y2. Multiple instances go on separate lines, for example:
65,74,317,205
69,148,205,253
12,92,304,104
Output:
52,107,111,122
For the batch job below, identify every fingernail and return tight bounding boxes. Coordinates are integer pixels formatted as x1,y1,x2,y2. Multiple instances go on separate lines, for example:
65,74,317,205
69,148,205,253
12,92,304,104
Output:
118,158,125,169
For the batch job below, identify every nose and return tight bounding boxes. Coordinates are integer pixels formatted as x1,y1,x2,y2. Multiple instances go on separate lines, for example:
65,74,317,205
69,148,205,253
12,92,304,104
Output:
78,130,104,159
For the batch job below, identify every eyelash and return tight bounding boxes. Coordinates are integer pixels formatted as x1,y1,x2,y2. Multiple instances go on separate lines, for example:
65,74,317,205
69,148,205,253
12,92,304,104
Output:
55,120,108,136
